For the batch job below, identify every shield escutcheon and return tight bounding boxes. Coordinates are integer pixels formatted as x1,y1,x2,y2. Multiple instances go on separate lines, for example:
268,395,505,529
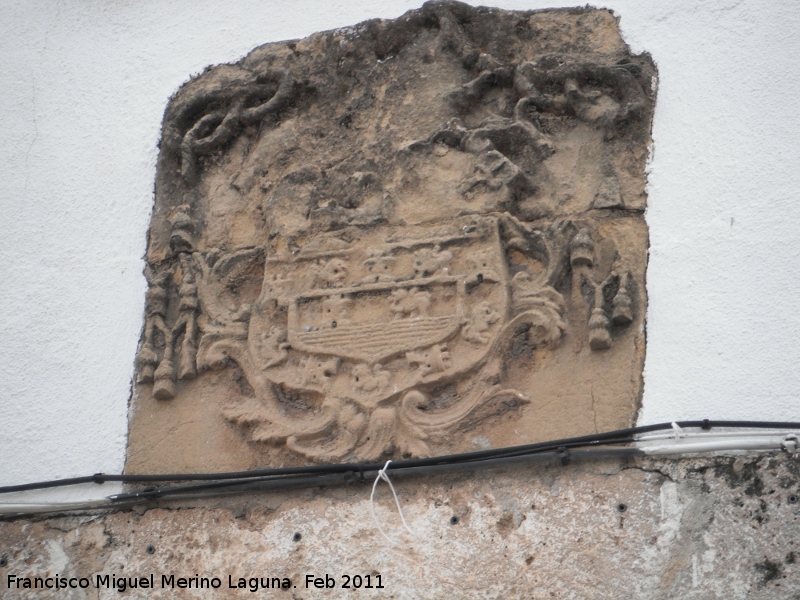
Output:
258,215,510,405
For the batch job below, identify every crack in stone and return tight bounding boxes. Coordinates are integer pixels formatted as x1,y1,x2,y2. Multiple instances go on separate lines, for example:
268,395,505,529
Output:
621,464,677,483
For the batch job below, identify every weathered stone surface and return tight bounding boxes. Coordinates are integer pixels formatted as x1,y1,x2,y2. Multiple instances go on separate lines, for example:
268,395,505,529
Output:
2,455,800,598
127,2,656,471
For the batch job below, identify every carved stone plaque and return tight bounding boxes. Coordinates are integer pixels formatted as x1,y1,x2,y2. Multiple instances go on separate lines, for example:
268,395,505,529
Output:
126,1,655,472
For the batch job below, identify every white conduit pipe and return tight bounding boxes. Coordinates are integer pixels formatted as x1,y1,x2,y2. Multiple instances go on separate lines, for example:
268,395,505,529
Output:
635,432,799,456
0,501,114,515
635,430,800,442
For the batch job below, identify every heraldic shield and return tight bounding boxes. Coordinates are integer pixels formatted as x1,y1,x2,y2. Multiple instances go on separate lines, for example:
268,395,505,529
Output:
194,214,565,461
127,3,652,471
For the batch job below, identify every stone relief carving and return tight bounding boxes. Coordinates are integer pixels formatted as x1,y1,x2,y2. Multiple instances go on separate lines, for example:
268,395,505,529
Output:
127,1,655,471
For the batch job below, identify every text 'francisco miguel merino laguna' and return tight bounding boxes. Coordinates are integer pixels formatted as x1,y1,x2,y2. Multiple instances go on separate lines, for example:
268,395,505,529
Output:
7,574,292,592
8,573,385,592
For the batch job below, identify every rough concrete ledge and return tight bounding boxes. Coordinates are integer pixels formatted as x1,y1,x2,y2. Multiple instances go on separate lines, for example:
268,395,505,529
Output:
2,453,799,599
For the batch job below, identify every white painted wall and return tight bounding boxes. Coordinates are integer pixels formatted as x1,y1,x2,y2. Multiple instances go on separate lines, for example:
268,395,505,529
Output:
1,0,798,493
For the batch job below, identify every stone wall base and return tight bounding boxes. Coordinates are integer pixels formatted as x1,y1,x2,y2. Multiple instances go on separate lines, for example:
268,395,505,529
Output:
2,453,799,598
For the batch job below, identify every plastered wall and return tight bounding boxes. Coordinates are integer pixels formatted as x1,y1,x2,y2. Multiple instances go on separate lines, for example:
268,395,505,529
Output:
1,0,798,496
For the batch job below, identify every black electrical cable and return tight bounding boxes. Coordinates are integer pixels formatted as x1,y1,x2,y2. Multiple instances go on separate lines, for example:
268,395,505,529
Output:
108,447,646,503
0,448,648,519
1,420,798,497
107,438,639,502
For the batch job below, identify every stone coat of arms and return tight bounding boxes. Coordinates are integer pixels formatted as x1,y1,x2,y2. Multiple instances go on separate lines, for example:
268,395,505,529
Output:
127,2,654,470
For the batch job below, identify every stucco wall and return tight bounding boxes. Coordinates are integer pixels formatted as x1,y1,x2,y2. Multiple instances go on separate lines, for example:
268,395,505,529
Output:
1,0,798,495
2,454,800,599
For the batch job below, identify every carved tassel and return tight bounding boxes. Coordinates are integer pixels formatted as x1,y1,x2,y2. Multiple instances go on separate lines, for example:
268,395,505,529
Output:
177,278,199,380
612,275,633,325
138,275,169,384
153,342,177,400
136,338,158,384
589,307,612,350
570,228,594,268
178,316,198,381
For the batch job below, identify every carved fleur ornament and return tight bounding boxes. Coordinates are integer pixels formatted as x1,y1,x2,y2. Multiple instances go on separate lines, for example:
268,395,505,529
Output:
128,2,655,471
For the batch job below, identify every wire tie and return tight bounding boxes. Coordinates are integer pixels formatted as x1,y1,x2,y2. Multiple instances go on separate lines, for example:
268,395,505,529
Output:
370,460,413,545
701,419,711,430
92,473,106,484
782,435,799,455
556,446,571,466
671,422,684,439
358,465,366,484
